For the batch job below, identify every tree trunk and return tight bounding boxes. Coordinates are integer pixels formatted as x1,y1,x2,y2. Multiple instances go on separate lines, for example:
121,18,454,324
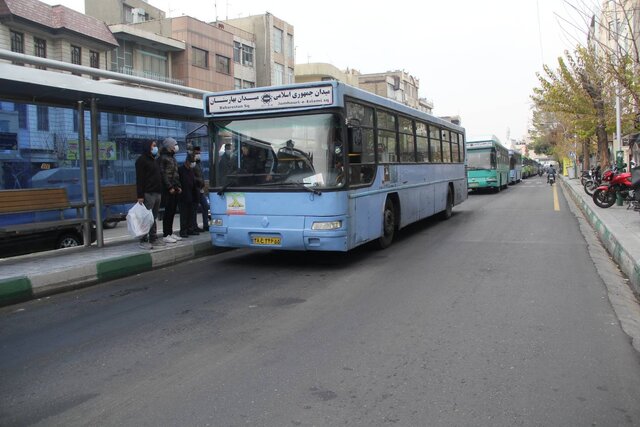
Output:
596,121,610,169
582,139,590,170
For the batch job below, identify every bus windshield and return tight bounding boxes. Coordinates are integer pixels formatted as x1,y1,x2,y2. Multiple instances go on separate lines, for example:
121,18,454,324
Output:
214,113,344,190
467,149,494,170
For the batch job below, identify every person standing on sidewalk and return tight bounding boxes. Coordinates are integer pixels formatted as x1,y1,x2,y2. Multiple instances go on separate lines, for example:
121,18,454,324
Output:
178,154,200,238
135,140,166,249
191,146,210,232
159,137,182,243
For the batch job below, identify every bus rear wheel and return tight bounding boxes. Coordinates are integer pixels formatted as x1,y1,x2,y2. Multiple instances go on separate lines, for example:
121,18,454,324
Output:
377,198,396,249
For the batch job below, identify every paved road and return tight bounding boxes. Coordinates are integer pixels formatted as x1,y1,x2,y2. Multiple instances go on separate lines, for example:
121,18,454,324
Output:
1,176,639,426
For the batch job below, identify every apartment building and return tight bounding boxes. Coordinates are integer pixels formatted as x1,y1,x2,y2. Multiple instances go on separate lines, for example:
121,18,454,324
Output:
223,13,295,87
295,63,360,86
1,0,118,71
214,21,257,90
358,70,433,114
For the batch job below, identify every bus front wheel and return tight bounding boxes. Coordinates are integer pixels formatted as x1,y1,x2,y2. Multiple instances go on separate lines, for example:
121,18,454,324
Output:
377,198,396,249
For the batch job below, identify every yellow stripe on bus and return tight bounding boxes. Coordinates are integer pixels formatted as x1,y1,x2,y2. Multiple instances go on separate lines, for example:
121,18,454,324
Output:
553,184,560,211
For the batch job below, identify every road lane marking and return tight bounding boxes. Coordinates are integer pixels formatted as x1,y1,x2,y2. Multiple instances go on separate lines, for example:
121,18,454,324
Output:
553,184,560,211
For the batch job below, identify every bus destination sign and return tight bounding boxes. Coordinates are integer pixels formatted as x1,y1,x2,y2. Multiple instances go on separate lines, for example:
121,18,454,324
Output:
466,142,494,149
206,85,334,115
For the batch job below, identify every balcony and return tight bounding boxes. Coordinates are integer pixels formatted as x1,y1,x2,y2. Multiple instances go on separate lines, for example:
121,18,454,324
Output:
113,66,185,87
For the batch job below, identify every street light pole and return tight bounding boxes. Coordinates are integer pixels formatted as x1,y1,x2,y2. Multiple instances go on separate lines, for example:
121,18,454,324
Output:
613,1,624,204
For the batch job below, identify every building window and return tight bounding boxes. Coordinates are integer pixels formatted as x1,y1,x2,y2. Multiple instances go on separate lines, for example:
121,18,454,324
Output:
111,40,133,73
274,62,284,85
192,47,208,68
242,80,255,89
141,49,167,77
242,45,254,67
34,37,47,58
37,106,49,131
10,30,24,53
215,55,230,74
273,27,283,53
287,33,294,58
71,45,81,65
234,78,242,90
233,41,241,63
90,51,100,68
14,103,27,129
287,67,294,84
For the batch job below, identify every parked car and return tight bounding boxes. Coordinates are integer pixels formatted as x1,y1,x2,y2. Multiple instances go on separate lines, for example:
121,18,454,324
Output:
0,222,97,258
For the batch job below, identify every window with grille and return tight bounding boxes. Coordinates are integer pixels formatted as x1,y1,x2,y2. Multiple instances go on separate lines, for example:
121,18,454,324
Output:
34,38,46,58
71,45,81,65
10,30,24,53
90,51,99,68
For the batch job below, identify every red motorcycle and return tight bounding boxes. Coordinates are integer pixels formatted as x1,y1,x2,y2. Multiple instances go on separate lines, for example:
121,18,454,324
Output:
592,168,637,208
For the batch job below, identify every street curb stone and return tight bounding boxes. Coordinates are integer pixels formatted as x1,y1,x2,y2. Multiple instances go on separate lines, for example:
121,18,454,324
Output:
560,177,640,294
0,276,32,305
0,235,218,307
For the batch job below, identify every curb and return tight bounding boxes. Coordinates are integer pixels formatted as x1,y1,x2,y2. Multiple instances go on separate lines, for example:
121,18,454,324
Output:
560,177,640,294
0,238,221,307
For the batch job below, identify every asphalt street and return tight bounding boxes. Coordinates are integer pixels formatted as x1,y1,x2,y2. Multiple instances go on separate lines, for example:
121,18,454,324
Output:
1,176,639,426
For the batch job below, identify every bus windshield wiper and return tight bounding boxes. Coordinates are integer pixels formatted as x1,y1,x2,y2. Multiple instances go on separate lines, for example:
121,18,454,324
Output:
217,182,235,195
257,181,322,195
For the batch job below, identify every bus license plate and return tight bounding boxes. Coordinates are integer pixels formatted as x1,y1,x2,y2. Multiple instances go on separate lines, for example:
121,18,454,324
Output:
252,236,281,245
469,182,478,187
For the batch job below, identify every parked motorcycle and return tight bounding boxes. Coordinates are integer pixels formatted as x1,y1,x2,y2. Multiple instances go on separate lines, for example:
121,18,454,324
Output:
592,168,636,208
583,165,603,196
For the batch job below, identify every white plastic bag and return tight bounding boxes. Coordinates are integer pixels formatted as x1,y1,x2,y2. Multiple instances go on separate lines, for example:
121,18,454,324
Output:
126,203,154,238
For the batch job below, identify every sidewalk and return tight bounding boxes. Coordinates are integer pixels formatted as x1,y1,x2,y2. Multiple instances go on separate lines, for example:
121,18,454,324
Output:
0,217,225,306
560,175,640,294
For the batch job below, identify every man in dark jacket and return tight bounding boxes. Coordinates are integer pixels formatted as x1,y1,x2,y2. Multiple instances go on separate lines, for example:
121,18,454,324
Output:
135,140,165,249
178,154,200,238
191,146,209,232
159,137,182,243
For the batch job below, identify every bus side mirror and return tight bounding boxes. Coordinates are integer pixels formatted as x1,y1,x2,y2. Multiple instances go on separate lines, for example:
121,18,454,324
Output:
348,127,362,154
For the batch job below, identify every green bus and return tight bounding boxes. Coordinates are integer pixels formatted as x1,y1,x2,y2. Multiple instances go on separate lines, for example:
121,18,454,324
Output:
466,136,510,192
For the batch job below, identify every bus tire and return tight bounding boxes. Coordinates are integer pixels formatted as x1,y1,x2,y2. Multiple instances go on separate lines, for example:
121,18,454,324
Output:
439,187,453,220
377,198,396,249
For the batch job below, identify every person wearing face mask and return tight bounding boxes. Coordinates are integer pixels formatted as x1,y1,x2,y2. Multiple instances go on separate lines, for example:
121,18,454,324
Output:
191,146,210,232
178,154,200,238
135,140,165,249
217,143,234,186
159,137,183,243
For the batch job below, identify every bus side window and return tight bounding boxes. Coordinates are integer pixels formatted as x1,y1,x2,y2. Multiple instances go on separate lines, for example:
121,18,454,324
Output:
348,121,362,154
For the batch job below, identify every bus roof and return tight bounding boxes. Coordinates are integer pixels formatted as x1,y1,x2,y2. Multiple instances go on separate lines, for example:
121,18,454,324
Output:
203,81,465,133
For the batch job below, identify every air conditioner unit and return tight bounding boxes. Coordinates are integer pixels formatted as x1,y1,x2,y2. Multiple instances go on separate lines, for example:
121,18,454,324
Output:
131,8,146,23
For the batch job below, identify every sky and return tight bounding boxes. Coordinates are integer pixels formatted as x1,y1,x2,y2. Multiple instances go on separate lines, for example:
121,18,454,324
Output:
42,0,598,144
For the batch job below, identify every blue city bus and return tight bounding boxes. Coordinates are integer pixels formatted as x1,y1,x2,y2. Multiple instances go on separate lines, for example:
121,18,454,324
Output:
508,149,522,184
203,81,467,251
466,136,510,192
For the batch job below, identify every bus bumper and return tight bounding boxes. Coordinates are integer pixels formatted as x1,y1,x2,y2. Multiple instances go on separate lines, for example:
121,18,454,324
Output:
209,215,349,251
468,178,497,189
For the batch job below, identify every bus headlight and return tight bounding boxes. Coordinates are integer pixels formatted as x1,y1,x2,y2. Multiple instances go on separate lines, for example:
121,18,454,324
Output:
211,218,223,227
311,220,342,230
